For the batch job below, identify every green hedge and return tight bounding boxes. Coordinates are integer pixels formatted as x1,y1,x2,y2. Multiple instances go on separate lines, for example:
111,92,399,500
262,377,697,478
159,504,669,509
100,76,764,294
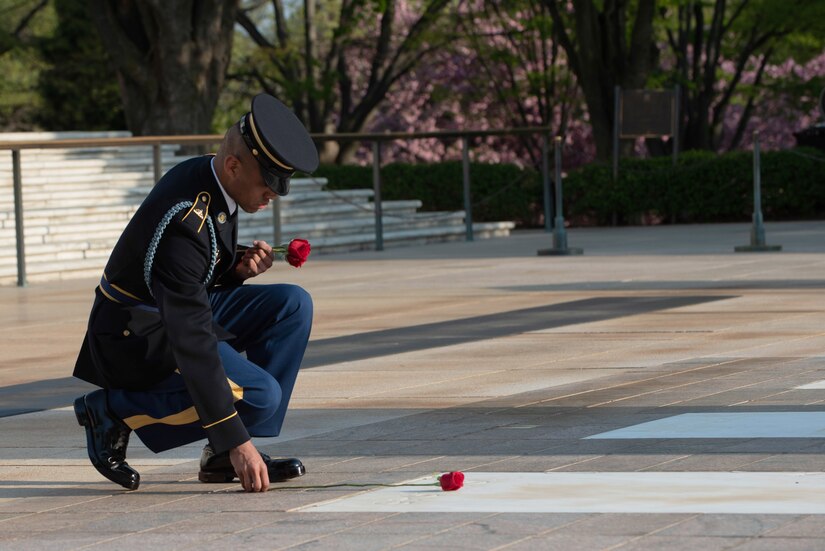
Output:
315,161,543,227
314,148,825,228
563,148,825,225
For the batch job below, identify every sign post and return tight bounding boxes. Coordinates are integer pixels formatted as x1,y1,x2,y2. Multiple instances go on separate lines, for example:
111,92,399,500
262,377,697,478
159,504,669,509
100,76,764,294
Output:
613,86,680,182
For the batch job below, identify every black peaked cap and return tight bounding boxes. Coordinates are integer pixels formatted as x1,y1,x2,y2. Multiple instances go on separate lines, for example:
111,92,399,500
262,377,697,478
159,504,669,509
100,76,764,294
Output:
244,94,319,176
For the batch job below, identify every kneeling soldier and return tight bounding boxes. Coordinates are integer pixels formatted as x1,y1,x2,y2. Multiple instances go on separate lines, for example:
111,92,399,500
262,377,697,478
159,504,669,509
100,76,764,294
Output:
73,94,318,492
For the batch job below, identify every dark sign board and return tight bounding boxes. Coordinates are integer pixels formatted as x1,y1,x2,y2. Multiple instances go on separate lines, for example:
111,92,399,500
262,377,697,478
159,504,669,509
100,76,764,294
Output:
620,90,674,137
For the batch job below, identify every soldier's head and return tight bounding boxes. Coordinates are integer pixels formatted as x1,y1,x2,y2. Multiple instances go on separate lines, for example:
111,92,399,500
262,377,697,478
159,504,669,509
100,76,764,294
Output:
216,94,318,213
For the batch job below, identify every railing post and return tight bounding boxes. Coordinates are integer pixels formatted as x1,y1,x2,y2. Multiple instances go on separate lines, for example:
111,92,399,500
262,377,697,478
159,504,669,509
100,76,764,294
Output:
12,149,26,287
537,137,582,256
672,85,680,167
542,133,553,232
752,131,765,247
271,198,282,246
462,136,473,241
735,131,781,252
372,141,384,251
152,143,162,183
613,85,621,183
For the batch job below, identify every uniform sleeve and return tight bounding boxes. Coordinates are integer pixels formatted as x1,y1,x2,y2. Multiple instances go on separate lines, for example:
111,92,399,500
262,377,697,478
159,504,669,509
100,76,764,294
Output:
150,218,249,454
214,245,250,286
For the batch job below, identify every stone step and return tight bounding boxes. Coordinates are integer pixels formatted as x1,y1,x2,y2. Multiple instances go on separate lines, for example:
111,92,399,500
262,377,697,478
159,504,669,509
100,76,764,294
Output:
0,176,328,204
0,257,108,285
0,133,514,285
280,188,373,205
0,195,398,233
0,222,513,284
0,189,340,216
259,221,516,254
0,169,154,186
0,157,181,178
0,203,139,225
0,220,132,247
0,202,441,250
0,187,152,211
0,177,325,195
0,227,101,247
273,200,422,221
0,220,125,235
0,244,111,268
216,201,425,230
240,211,466,241
277,177,328,193
0,206,466,254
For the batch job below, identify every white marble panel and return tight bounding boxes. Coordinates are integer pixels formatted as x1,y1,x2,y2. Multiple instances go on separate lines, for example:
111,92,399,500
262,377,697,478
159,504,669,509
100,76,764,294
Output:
301,472,825,514
796,380,825,389
586,412,825,439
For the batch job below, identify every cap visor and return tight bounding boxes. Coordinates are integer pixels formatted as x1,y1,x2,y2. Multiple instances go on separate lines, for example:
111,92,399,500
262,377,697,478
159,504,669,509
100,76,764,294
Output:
263,171,290,196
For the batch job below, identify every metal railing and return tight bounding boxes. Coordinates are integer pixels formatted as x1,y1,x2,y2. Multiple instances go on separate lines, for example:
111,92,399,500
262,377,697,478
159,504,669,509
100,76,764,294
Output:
0,127,558,287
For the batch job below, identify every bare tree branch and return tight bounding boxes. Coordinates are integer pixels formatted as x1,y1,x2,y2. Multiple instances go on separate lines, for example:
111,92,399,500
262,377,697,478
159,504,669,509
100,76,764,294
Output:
727,48,772,151
12,0,48,38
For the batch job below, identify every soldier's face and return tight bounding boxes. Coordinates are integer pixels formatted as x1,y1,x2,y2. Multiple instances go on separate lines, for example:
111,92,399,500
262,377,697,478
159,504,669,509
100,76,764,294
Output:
230,153,278,213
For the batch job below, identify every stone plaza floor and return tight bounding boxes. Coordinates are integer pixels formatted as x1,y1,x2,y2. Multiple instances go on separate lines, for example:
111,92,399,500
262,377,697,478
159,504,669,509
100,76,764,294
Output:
2,221,825,550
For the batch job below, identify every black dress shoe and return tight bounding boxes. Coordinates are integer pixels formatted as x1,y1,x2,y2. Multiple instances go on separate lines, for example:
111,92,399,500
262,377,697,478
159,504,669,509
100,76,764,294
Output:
198,443,305,483
74,390,140,491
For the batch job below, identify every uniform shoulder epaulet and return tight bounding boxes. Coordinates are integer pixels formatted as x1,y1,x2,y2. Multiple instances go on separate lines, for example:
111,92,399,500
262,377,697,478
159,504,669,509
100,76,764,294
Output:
180,191,212,234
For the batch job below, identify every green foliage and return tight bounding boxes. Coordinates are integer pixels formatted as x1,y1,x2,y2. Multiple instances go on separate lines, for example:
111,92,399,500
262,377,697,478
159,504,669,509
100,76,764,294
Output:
0,0,55,130
563,149,825,225
0,45,45,125
316,161,543,226
35,0,124,130
741,0,825,62
312,151,825,228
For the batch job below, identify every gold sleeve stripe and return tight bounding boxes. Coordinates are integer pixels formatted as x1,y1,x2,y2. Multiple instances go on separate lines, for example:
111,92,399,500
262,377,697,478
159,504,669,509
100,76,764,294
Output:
202,411,237,429
248,113,293,171
98,285,122,304
109,282,142,301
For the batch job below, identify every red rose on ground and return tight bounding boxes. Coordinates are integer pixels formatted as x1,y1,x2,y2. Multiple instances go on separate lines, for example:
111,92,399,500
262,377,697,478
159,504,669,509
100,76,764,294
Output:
438,471,464,491
286,239,311,267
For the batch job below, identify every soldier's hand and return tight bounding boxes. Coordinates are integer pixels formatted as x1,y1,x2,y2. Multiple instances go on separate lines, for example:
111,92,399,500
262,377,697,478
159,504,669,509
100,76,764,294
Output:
236,240,274,280
229,440,270,492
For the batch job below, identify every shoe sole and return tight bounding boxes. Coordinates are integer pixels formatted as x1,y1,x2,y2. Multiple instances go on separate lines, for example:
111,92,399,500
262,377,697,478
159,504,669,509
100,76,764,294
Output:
74,395,140,491
198,463,306,483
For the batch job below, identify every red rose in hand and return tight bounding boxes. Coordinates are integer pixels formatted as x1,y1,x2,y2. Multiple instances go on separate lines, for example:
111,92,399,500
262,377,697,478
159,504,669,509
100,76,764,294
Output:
286,239,311,267
438,471,464,491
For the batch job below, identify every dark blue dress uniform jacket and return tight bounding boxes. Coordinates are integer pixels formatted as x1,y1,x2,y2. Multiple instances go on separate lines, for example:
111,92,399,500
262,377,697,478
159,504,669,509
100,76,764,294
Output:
74,155,250,453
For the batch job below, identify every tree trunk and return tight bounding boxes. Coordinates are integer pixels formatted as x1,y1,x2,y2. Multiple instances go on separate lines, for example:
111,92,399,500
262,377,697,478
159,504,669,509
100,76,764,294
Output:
87,0,238,136
546,0,658,161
